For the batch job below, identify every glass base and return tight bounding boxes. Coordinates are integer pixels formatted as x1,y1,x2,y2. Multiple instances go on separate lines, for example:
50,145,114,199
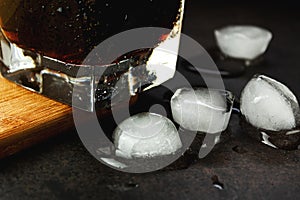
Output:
0,39,155,112
0,27,182,112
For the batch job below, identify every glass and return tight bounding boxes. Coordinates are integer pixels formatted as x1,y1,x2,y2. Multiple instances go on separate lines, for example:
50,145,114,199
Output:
0,0,185,112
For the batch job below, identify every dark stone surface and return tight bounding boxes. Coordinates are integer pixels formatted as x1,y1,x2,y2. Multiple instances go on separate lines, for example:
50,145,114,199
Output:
1,1,300,199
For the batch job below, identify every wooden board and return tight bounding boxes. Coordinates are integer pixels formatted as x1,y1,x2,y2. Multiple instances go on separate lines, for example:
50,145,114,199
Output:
0,74,73,159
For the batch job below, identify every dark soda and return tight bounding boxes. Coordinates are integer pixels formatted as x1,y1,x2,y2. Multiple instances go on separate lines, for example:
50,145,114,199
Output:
0,0,182,64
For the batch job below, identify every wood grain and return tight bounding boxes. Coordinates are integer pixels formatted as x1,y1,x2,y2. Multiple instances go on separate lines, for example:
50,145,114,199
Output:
0,74,73,158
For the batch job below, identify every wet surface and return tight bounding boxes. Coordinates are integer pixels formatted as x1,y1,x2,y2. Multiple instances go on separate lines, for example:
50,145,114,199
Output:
211,175,224,190
185,47,247,78
1,1,300,199
1,117,300,200
240,117,300,150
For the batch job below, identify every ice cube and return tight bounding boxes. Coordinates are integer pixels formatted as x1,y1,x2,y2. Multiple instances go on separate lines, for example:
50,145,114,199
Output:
240,75,299,131
215,25,272,60
171,88,234,133
113,112,182,159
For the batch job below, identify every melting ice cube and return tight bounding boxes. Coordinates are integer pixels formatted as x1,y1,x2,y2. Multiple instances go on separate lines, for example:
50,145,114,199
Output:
113,112,182,159
240,75,299,131
171,88,234,133
215,25,272,60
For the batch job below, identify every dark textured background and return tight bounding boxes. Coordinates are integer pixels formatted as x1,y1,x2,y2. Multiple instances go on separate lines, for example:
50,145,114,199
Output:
1,1,300,199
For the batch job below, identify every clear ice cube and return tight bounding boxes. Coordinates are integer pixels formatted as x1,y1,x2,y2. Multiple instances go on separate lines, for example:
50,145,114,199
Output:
113,112,182,159
215,25,272,60
171,88,234,133
240,75,299,131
